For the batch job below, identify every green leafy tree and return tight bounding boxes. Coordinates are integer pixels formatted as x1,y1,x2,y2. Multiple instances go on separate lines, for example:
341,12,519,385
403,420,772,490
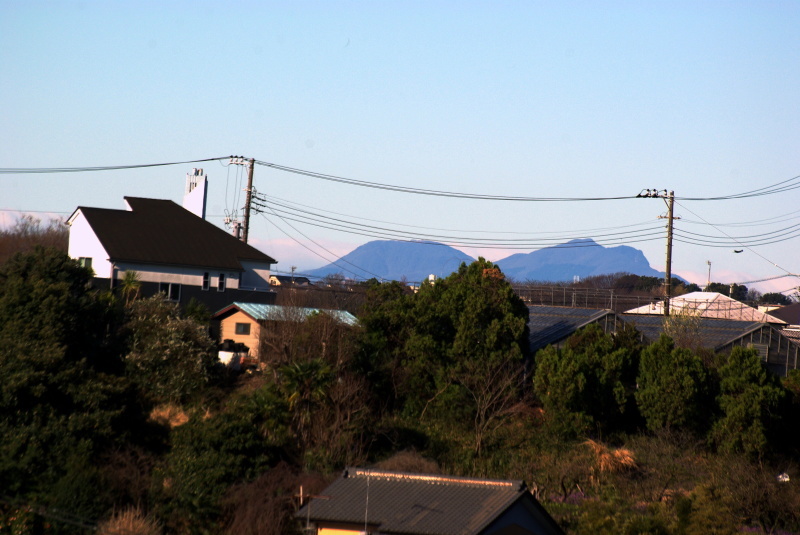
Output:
635,335,710,433
355,260,529,453
706,282,748,301
156,383,292,533
710,347,785,457
533,324,639,437
0,247,136,507
760,292,792,306
123,296,218,405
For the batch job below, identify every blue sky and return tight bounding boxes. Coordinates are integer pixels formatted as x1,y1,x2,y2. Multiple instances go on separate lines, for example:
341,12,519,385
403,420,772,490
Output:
2,1,799,293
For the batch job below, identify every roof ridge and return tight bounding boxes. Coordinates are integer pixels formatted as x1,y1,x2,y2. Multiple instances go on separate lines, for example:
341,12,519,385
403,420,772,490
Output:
348,468,521,489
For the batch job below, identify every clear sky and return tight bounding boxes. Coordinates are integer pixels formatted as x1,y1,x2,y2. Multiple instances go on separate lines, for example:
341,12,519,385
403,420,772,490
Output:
2,1,799,294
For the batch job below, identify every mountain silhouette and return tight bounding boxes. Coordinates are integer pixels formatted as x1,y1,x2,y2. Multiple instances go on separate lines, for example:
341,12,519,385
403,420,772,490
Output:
303,240,475,282
303,238,666,283
496,238,664,281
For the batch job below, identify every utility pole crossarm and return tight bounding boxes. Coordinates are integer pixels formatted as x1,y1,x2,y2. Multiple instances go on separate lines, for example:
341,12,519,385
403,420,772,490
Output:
229,156,255,244
637,189,677,317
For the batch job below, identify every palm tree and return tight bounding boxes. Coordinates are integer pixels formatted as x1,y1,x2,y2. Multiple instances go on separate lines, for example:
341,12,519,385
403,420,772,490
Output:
279,358,334,446
120,270,141,306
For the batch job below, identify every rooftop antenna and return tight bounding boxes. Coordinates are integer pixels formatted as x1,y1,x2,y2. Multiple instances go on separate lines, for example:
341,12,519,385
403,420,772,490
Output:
706,260,711,291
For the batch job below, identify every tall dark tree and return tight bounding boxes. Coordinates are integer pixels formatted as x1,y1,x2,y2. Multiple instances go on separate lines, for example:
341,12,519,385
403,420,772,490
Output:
533,324,639,437
636,335,710,433
0,247,135,507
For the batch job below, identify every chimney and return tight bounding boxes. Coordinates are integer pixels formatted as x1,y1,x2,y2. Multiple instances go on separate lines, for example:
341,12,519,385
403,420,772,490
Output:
183,168,208,219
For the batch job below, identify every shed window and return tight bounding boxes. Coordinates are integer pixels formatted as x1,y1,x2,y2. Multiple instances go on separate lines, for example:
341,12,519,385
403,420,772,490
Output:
235,323,250,335
218,273,226,292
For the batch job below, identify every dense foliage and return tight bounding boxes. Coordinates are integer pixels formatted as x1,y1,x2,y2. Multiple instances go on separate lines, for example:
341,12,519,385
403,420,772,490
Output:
1,250,799,534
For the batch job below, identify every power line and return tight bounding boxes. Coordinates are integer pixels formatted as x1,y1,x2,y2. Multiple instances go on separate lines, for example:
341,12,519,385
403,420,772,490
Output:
252,193,666,249
675,200,800,285
0,156,230,174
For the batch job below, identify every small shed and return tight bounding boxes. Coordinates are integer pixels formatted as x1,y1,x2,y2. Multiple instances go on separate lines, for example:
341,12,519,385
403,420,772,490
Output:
296,468,564,535
212,302,358,363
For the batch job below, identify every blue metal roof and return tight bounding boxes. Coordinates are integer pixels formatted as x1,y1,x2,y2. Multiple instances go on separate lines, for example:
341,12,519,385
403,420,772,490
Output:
229,302,358,326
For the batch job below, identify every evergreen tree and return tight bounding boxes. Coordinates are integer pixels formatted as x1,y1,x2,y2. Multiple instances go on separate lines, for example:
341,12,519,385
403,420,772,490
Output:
636,335,710,433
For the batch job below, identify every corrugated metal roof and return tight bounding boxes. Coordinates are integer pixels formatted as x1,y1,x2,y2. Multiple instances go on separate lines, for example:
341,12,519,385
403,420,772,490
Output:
624,292,785,324
297,469,533,535
619,314,765,350
528,306,616,353
221,302,358,326
74,197,276,271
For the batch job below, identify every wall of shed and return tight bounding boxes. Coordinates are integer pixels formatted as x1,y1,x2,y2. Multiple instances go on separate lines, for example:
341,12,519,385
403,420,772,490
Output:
483,495,564,535
718,325,800,377
219,310,261,359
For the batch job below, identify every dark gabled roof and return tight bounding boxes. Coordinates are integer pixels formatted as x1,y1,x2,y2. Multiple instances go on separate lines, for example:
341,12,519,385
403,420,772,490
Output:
528,306,616,353
73,197,276,271
619,314,766,350
767,303,800,325
296,468,553,535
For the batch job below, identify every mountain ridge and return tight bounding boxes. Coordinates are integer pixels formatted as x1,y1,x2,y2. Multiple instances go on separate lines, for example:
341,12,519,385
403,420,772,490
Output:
302,238,667,283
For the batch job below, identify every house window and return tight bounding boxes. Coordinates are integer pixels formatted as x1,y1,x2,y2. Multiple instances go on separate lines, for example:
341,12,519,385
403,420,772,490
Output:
78,257,92,270
159,282,181,302
235,322,250,335
202,272,210,291
218,273,226,292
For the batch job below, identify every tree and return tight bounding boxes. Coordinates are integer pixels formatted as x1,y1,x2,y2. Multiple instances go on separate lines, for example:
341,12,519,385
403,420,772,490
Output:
710,347,786,457
355,259,529,453
155,383,292,533
706,282,749,301
533,324,639,437
0,247,136,502
635,335,710,433
0,215,68,265
120,270,141,305
123,296,219,405
760,292,792,306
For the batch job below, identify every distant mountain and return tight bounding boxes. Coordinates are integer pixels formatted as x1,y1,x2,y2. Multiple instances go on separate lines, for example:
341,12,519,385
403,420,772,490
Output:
304,240,475,282
496,238,664,282
303,238,668,283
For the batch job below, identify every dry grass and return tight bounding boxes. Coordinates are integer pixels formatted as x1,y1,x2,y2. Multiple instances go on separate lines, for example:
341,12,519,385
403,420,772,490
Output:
584,439,637,474
96,507,162,535
148,404,189,428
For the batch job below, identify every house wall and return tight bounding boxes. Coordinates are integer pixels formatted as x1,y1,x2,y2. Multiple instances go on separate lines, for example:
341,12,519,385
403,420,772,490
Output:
67,211,113,278
116,262,241,290
219,310,261,358
241,260,272,290
315,522,374,534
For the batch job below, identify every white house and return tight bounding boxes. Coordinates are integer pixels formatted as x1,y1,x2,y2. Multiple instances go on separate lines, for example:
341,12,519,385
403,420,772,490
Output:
67,170,277,310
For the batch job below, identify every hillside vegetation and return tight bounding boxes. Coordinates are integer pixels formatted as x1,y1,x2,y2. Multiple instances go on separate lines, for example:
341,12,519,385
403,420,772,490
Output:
1,246,799,534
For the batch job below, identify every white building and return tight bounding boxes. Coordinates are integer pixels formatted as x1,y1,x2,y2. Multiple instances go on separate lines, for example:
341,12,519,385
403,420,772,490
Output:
67,170,277,310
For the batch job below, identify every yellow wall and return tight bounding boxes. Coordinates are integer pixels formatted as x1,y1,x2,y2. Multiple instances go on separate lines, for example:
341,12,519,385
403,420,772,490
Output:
219,310,261,359
318,527,366,535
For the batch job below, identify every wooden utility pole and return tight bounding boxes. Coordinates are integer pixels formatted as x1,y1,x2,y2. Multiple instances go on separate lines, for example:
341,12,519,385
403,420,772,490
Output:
229,156,255,244
663,190,675,316
637,189,678,317
242,158,255,244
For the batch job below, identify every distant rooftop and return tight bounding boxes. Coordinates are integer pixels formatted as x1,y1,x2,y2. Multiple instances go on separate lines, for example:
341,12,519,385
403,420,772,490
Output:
624,291,785,324
297,468,562,535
